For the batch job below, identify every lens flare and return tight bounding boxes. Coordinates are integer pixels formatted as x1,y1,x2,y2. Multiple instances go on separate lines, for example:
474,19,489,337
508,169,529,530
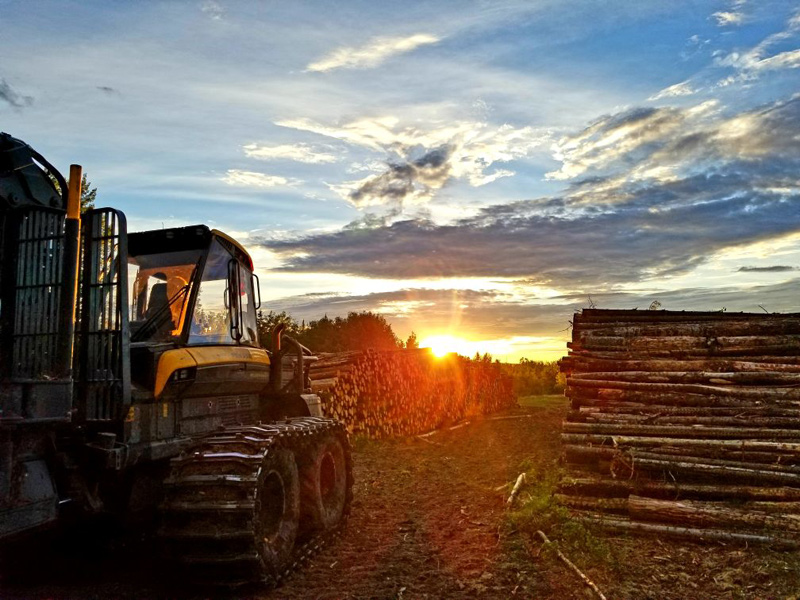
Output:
419,335,471,358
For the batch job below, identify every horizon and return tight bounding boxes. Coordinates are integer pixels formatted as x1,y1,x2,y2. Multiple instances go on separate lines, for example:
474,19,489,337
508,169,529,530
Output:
3,0,799,362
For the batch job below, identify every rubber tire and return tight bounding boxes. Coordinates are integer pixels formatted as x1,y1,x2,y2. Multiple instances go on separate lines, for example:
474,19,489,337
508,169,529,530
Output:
300,432,349,532
256,447,300,578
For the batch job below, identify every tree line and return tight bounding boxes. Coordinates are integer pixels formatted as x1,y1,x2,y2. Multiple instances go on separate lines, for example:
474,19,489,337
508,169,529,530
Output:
256,310,419,353
257,309,564,396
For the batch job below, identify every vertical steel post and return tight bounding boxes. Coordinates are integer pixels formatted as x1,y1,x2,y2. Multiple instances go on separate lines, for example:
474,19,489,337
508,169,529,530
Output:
57,164,82,378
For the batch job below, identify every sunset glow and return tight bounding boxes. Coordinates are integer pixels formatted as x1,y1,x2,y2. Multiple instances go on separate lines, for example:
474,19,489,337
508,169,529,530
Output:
4,2,798,365
419,335,472,358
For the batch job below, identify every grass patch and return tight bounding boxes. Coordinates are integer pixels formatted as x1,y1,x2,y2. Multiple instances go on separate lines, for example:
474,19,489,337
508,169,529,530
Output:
505,463,618,571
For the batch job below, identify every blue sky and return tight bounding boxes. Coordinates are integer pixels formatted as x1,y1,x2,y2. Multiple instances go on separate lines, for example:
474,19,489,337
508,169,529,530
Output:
2,0,799,360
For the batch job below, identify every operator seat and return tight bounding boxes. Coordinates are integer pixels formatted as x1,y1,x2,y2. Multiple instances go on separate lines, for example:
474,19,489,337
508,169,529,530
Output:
145,283,175,337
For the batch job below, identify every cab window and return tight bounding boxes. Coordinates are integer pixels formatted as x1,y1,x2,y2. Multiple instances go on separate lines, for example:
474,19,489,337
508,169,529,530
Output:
188,239,257,346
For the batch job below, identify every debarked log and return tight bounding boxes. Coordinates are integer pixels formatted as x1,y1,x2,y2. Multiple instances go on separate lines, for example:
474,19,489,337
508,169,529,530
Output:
575,413,800,429
562,422,800,440
560,434,800,455
567,379,800,401
627,495,800,533
567,387,771,408
574,320,800,339
575,514,800,549
565,445,800,469
613,456,800,486
569,334,800,353
570,371,800,385
558,476,800,501
554,493,628,513
576,405,800,417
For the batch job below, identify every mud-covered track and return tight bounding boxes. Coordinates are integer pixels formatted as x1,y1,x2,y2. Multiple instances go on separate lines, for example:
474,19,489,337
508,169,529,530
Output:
159,416,353,588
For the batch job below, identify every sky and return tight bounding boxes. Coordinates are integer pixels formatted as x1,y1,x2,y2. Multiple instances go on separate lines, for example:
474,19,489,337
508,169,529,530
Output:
2,0,799,361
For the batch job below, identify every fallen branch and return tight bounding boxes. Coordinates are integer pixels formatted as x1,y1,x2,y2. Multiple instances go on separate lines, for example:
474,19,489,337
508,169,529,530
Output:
416,435,443,447
487,414,537,421
417,429,439,438
536,530,608,600
506,473,527,508
449,421,471,431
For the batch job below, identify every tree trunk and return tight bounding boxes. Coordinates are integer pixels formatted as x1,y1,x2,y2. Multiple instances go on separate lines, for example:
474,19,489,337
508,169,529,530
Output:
558,476,800,501
614,456,800,485
576,514,799,548
627,495,800,533
560,434,800,455
563,422,800,439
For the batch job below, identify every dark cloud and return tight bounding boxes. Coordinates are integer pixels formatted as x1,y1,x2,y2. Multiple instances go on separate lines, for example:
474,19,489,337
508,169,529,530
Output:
348,145,454,209
261,189,800,285
259,96,800,288
738,265,797,272
0,78,33,109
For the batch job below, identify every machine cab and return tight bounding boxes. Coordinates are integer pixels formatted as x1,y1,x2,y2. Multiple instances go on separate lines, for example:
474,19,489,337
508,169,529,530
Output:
126,225,269,408
128,225,260,349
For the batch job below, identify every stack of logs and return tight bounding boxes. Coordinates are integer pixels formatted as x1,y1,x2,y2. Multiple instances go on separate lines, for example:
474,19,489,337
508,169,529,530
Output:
558,309,800,546
307,348,515,439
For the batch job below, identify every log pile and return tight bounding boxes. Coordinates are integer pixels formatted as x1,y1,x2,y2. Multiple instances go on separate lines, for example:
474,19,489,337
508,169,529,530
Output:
558,309,800,545
307,348,515,438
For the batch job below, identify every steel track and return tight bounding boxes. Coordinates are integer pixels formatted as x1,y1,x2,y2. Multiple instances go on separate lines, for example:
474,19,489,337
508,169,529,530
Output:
159,416,353,587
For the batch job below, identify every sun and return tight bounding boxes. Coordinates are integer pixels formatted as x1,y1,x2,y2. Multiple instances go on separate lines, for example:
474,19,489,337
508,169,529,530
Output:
419,335,471,358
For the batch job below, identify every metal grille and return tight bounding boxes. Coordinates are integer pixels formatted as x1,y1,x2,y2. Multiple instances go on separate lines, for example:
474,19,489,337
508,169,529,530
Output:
10,208,66,379
75,208,130,421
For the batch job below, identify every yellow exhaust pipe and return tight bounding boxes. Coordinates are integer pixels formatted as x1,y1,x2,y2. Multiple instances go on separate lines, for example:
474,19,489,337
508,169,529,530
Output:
58,164,83,377
67,164,82,220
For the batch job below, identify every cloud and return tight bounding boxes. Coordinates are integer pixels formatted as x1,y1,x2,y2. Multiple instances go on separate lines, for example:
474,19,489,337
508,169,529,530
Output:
546,100,719,181
714,9,800,79
200,1,224,20
243,143,338,164
712,11,745,26
738,265,797,272
96,86,119,95
222,169,297,188
342,145,454,209
258,95,800,288
648,80,696,101
278,116,548,209
0,78,33,109
307,34,440,72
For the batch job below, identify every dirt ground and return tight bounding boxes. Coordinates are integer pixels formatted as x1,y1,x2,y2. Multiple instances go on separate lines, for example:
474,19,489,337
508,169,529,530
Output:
3,396,800,599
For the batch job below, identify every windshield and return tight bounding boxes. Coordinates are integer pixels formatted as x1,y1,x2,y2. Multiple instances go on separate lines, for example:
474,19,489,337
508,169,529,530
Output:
128,249,201,343
188,238,257,346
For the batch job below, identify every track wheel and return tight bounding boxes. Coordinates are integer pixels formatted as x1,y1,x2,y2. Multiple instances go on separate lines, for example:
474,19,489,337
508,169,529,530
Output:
300,432,349,532
257,446,300,578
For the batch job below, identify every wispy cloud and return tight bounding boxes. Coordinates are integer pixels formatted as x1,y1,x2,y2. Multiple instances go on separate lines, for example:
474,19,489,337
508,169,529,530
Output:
306,33,440,72
738,265,797,272
546,100,719,181
648,80,696,101
711,0,747,27
243,143,338,164
278,116,548,210
0,78,33,109
712,11,745,27
200,1,224,21
715,8,800,80
222,169,297,188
